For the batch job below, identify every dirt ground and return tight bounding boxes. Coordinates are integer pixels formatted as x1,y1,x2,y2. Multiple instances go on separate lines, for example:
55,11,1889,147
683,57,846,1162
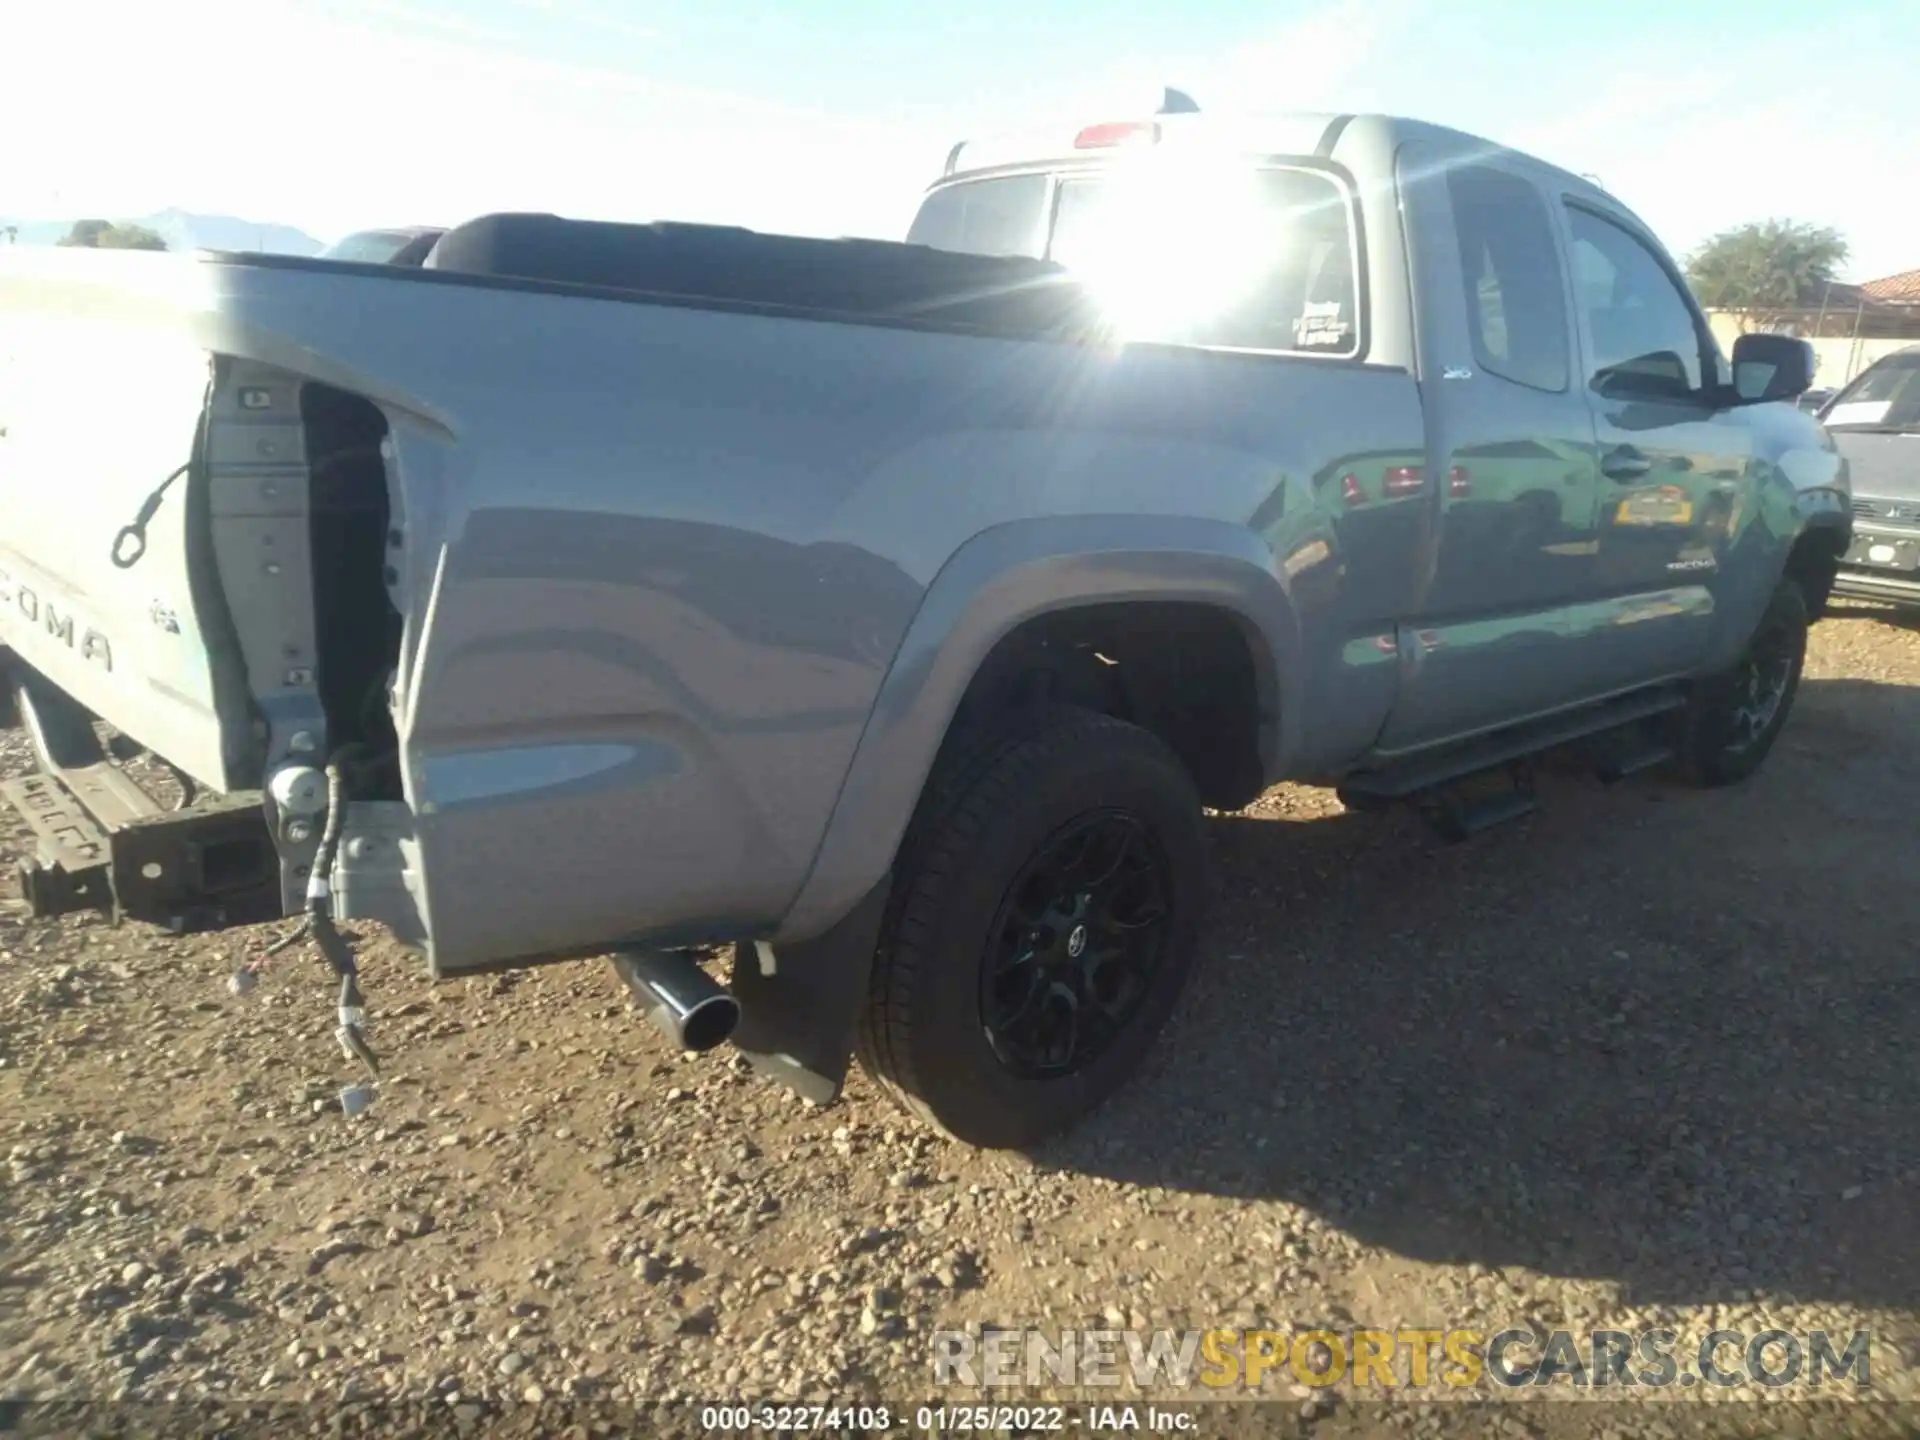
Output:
3,601,1917,1439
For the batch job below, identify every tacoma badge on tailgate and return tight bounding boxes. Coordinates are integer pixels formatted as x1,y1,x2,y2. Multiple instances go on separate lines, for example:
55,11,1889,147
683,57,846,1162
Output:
0,565,114,671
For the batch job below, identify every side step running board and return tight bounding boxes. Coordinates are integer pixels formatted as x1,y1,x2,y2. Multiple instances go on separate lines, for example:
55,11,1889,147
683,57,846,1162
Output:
1338,686,1688,805
1594,740,1676,785
1423,771,1538,842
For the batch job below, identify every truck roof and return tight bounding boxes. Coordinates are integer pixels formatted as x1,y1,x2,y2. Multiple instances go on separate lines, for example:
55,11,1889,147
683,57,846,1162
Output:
934,103,1618,216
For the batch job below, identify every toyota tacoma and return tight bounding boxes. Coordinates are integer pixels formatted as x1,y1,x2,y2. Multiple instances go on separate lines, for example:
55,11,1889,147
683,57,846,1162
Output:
0,101,1851,1146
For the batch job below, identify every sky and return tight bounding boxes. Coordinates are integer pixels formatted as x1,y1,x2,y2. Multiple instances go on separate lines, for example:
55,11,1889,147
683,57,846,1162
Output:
6,0,1915,281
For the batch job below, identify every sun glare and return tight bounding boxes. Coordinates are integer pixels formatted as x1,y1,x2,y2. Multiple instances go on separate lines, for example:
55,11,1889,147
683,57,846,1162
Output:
1050,154,1283,344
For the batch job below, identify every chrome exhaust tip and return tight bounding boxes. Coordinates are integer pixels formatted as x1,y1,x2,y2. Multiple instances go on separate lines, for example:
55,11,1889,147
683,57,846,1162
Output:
610,948,741,1054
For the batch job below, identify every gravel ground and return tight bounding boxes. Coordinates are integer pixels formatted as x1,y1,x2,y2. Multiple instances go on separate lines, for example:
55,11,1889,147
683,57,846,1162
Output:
2,602,1917,1438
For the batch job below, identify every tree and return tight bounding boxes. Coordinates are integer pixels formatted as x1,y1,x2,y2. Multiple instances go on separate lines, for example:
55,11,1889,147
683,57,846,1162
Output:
1684,219,1848,333
57,219,168,251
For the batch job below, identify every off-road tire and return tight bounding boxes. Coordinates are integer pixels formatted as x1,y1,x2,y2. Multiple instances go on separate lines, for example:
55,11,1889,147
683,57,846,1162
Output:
1671,578,1809,788
855,706,1209,1149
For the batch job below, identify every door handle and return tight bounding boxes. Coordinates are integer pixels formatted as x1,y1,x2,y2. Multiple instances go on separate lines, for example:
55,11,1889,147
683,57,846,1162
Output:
1601,446,1652,481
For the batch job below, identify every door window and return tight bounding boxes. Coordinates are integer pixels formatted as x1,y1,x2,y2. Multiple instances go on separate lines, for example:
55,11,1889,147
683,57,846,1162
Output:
1445,164,1570,393
1566,207,1707,402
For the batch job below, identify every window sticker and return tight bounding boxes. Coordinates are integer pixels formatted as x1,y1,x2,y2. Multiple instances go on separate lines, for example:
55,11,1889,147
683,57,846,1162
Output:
1824,400,1891,427
1293,300,1350,349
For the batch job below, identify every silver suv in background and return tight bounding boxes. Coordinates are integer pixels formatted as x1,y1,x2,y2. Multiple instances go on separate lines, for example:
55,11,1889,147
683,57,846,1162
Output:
1827,345,1920,606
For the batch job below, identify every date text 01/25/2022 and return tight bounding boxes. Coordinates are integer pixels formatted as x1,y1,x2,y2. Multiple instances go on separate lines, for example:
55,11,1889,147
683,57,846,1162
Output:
913,1408,1194,1432
696,1404,1198,1431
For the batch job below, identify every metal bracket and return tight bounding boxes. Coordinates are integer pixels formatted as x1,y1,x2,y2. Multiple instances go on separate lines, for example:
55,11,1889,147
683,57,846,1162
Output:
5,772,113,914
5,770,280,931
110,793,282,930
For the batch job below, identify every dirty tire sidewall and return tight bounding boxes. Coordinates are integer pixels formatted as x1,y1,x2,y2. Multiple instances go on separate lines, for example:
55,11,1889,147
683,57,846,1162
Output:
1676,578,1809,788
860,708,1209,1150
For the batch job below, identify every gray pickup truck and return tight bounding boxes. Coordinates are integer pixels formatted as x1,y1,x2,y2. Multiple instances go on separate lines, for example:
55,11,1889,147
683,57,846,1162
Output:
0,105,1851,1147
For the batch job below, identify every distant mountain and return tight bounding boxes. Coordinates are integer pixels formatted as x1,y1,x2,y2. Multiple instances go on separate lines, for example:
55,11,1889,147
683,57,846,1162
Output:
0,208,324,256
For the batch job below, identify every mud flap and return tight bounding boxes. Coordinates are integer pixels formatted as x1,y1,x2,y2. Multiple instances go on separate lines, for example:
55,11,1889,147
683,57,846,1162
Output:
729,876,890,1106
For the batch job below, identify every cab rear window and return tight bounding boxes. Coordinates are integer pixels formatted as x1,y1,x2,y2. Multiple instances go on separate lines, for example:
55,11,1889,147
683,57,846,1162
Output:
908,164,1362,359
906,175,1050,259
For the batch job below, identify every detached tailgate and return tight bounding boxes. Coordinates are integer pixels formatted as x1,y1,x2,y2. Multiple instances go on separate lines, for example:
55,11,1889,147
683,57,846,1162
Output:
0,252,246,791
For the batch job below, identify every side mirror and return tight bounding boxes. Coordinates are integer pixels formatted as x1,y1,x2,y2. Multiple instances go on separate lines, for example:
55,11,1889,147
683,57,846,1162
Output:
1730,333,1815,404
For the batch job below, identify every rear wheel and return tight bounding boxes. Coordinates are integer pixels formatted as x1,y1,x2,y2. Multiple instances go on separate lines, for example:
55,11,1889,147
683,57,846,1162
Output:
1671,578,1808,787
856,707,1209,1149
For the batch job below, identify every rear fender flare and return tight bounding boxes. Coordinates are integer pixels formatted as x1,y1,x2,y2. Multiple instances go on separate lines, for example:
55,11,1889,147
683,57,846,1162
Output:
775,514,1299,942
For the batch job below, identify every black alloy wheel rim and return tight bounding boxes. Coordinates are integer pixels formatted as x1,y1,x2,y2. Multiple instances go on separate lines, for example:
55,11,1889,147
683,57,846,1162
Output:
1729,619,1795,751
979,809,1174,1078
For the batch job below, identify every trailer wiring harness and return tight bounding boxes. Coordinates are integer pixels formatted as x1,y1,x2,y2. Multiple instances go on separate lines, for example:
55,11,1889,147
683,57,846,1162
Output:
228,745,384,1116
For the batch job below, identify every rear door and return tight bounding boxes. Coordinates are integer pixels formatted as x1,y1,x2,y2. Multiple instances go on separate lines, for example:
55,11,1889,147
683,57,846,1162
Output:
1375,147,1605,750
1562,202,1752,685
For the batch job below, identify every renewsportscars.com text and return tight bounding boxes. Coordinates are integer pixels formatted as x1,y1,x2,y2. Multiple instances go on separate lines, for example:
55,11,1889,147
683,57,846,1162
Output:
932,1326,1876,1392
